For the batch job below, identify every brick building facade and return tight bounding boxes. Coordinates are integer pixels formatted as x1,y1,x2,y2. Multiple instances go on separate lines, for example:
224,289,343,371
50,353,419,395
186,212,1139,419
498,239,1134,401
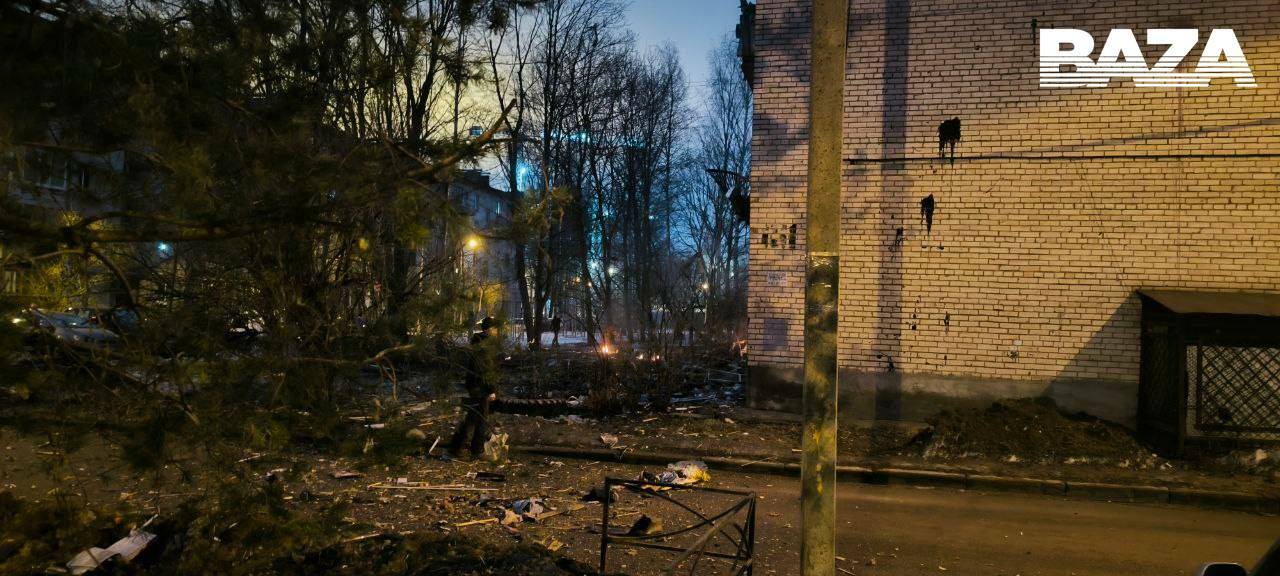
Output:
747,0,1280,424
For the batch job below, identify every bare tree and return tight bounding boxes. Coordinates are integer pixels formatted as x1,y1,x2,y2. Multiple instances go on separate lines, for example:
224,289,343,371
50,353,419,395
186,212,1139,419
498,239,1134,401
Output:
676,35,751,337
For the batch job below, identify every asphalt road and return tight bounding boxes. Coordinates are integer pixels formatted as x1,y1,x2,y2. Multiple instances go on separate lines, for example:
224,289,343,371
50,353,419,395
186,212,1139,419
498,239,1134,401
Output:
712,475,1280,576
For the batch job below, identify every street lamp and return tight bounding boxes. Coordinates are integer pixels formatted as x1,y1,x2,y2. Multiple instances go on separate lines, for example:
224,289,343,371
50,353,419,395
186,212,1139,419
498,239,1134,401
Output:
464,236,483,318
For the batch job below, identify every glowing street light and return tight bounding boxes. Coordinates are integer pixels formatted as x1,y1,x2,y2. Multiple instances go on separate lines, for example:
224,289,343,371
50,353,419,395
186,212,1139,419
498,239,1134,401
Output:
466,236,481,250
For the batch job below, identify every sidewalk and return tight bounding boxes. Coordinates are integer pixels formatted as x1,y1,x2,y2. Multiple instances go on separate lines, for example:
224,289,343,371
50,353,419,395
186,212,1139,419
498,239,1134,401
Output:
483,403,1280,512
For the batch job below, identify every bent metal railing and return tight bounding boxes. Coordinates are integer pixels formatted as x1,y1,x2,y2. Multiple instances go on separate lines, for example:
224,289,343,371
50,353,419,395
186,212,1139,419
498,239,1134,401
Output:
598,477,756,576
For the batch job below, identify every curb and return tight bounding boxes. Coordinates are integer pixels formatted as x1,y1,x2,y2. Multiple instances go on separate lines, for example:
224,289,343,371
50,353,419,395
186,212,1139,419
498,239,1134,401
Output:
513,445,1280,514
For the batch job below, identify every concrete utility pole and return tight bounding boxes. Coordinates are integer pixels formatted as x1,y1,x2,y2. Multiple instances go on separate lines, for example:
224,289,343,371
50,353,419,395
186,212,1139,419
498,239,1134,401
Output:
803,1,848,576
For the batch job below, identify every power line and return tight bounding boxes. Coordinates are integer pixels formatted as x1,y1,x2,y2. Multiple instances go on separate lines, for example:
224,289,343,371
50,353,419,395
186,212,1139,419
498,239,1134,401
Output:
845,151,1280,164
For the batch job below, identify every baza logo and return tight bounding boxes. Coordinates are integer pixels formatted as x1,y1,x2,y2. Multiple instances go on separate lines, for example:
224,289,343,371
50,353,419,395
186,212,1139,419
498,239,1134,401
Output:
1040,29,1256,88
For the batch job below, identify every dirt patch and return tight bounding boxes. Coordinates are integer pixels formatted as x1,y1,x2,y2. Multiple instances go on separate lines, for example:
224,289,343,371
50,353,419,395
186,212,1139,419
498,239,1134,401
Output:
0,415,761,576
908,398,1160,467
269,532,600,576
487,411,916,462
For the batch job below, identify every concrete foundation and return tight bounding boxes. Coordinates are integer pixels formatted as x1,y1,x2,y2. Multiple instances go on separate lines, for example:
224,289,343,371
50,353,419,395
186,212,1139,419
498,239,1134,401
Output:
748,364,1138,428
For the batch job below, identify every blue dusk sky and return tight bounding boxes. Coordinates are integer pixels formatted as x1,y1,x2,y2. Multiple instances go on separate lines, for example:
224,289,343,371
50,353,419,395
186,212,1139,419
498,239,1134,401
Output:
625,0,744,101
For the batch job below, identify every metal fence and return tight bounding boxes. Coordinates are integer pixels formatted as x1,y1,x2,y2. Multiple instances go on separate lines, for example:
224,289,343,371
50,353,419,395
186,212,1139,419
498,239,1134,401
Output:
598,477,756,576
1190,344,1280,435
1138,291,1280,454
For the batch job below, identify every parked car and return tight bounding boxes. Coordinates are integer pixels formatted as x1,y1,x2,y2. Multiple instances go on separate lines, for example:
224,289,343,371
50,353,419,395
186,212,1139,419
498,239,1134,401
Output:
65,307,140,336
1197,539,1280,575
28,309,121,349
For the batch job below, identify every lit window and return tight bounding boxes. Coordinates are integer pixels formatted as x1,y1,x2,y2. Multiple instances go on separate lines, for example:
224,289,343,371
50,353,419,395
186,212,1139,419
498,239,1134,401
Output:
26,152,67,190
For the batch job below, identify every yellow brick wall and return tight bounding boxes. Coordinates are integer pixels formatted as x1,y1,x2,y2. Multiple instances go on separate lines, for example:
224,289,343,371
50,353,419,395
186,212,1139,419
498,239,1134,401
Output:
750,0,1280,395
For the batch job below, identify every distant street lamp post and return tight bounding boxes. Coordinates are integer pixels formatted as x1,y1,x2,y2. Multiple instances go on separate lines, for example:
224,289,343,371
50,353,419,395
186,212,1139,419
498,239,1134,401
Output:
804,1,849,576
158,242,177,308
466,236,483,318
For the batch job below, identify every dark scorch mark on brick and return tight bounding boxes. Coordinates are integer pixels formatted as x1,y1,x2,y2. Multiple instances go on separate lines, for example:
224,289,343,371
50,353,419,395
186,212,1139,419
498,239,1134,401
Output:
920,194,936,234
938,118,961,163
877,353,896,373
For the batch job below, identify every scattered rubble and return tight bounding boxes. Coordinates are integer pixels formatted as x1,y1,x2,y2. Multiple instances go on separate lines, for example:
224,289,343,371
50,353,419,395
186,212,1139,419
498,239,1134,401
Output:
910,398,1160,467
582,485,618,503
666,460,711,483
626,515,662,536
471,471,506,482
512,498,548,518
1212,447,1280,477
635,460,711,491
483,433,510,463
66,527,156,575
369,481,498,492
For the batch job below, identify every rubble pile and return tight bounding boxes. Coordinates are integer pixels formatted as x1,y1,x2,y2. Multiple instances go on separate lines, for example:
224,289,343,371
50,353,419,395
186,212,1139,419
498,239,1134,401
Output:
1211,448,1280,478
909,398,1162,468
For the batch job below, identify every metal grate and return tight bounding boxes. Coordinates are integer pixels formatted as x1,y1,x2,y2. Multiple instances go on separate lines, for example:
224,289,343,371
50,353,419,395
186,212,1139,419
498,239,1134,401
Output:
599,477,756,576
1191,344,1280,434
1139,325,1180,431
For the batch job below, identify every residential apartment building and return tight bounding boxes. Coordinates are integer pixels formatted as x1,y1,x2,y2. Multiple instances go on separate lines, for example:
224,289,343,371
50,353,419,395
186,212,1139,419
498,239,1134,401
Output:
747,0,1280,425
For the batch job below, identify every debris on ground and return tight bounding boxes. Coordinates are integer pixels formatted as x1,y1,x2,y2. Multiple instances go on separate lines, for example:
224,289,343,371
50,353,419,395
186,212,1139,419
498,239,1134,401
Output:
537,537,565,552
582,485,618,503
331,470,363,480
625,515,662,536
1212,448,1280,477
511,498,547,518
270,531,600,575
483,433,510,463
453,517,499,528
909,398,1160,467
666,460,711,484
526,503,586,523
369,482,498,492
67,527,156,575
599,433,620,447
634,460,710,491
500,509,522,526
636,470,682,489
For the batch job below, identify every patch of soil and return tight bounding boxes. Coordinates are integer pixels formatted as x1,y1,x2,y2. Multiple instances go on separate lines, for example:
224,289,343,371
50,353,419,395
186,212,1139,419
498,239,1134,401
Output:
908,397,1159,467
271,532,600,576
487,411,915,462
0,427,680,575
